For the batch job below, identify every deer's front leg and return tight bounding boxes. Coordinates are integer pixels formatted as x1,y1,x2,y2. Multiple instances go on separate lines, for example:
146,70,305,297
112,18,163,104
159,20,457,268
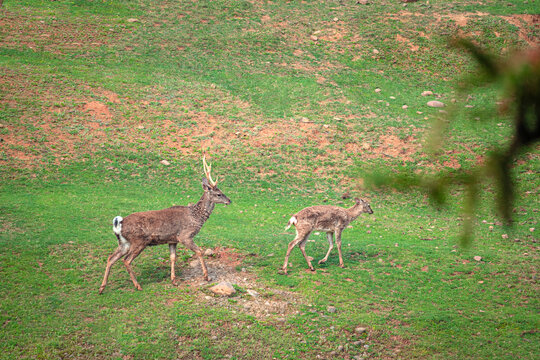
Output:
181,237,209,281
169,243,178,284
318,232,334,265
335,229,345,268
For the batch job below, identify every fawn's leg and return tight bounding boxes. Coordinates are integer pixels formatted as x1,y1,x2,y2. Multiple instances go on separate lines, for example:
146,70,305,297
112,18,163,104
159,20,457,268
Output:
335,229,345,268
282,229,310,274
318,232,334,264
298,237,315,271
122,244,145,291
182,237,209,281
99,244,129,294
169,243,178,284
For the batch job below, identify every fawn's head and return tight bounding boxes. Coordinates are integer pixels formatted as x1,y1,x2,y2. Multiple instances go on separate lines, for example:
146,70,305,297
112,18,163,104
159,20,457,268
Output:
355,198,374,214
202,155,231,205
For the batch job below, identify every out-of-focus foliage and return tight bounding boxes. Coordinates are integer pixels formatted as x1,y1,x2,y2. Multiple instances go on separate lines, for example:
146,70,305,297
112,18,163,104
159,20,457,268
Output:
368,41,540,245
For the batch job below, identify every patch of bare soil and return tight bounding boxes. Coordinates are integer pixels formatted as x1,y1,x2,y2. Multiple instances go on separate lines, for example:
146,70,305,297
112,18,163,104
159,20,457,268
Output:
180,247,303,320
0,10,112,54
501,14,540,45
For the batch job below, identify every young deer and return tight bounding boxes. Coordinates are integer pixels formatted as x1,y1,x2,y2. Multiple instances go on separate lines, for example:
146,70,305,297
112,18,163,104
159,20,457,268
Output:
99,156,231,294
282,198,373,274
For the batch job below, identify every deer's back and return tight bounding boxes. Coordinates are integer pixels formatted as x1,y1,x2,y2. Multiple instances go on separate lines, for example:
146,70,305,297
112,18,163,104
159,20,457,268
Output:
121,206,191,245
295,205,349,231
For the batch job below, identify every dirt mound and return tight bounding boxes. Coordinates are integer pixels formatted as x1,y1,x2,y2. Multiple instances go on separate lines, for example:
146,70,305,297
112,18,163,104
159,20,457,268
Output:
180,247,302,320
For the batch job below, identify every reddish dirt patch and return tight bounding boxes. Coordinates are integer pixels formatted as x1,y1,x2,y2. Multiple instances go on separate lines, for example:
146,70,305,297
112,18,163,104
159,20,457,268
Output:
0,10,112,55
82,101,113,120
501,14,540,45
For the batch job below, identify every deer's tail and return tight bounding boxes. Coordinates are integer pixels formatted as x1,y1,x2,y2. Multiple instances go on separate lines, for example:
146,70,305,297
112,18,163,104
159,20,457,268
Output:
112,216,123,236
284,216,297,230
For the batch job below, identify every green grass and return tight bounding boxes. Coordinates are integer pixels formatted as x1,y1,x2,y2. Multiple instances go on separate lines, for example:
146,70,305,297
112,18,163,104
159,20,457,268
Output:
0,0,538,359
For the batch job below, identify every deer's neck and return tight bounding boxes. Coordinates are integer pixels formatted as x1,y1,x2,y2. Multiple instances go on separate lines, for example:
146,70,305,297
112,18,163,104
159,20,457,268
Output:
191,192,215,225
346,204,364,221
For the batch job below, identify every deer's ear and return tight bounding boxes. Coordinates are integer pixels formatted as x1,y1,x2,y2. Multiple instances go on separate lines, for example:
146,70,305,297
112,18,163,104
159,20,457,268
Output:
202,177,212,190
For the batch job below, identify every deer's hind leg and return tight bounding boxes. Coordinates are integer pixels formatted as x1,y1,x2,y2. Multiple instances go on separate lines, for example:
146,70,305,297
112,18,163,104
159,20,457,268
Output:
99,243,130,294
122,243,146,291
318,232,334,265
169,243,178,284
282,228,312,274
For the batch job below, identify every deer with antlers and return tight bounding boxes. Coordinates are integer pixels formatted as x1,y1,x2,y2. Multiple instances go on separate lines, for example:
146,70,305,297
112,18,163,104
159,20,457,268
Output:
98,156,231,294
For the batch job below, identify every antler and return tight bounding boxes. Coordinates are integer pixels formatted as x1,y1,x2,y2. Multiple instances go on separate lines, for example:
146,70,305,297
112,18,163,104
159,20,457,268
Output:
202,154,218,187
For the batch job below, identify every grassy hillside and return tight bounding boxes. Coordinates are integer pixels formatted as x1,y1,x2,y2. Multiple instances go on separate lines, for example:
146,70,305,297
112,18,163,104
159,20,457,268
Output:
0,1,538,359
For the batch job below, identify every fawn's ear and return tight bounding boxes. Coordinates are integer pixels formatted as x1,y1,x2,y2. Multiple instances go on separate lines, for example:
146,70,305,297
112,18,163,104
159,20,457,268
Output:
202,177,213,191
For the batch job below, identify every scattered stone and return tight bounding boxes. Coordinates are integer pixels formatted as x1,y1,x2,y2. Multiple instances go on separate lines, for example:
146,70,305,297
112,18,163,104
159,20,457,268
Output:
465,105,474,108
352,340,364,346
361,142,371,150
327,306,337,313
402,105,408,109
337,345,344,352
247,289,259,298
389,96,396,100
355,326,367,334
502,234,509,239
204,248,215,256
421,90,433,96
160,159,170,166
127,18,139,23
267,253,274,257
310,35,318,41
210,282,236,296
427,100,445,108
333,17,339,22
473,256,482,261
375,88,381,93
356,0,370,5
529,228,535,232
372,49,380,54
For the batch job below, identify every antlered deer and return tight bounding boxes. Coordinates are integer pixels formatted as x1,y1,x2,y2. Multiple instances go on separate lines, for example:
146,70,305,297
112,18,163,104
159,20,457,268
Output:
282,198,373,274
99,156,231,294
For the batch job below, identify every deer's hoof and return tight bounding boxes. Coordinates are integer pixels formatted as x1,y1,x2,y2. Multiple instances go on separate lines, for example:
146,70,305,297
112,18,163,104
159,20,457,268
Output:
309,267,315,272
339,264,345,269
318,259,326,265
98,287,105,295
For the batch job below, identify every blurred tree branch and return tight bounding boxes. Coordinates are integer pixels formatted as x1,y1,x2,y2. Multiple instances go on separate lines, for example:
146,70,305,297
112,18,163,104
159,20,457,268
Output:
367,41,539,245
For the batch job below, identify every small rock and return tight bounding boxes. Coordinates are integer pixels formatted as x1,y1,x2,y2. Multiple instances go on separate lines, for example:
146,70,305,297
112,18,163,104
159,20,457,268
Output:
247,289,259,298
327,306,337,313
204,248,214,256
310,35,318,41
389,96,396,100
356,0,370,5
127,18,139,23
427,100,445,108
374,88,381,93
502,234,509,239
160,159,170,166
333,17,339,22
337,345,344,352
372,49,379,54
361,142,371,150
402,105,408,109
465,105,474,108
137,125,144,130
473,256,482,261
421,90,433,96
210,282,236,296
529,228,535,232
355,326,367,334
352,340,364,346
267,253,274,257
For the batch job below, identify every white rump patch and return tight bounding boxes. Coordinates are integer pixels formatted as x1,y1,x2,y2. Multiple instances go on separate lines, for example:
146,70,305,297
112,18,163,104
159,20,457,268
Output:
112,216,123,235
284,216,297,230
